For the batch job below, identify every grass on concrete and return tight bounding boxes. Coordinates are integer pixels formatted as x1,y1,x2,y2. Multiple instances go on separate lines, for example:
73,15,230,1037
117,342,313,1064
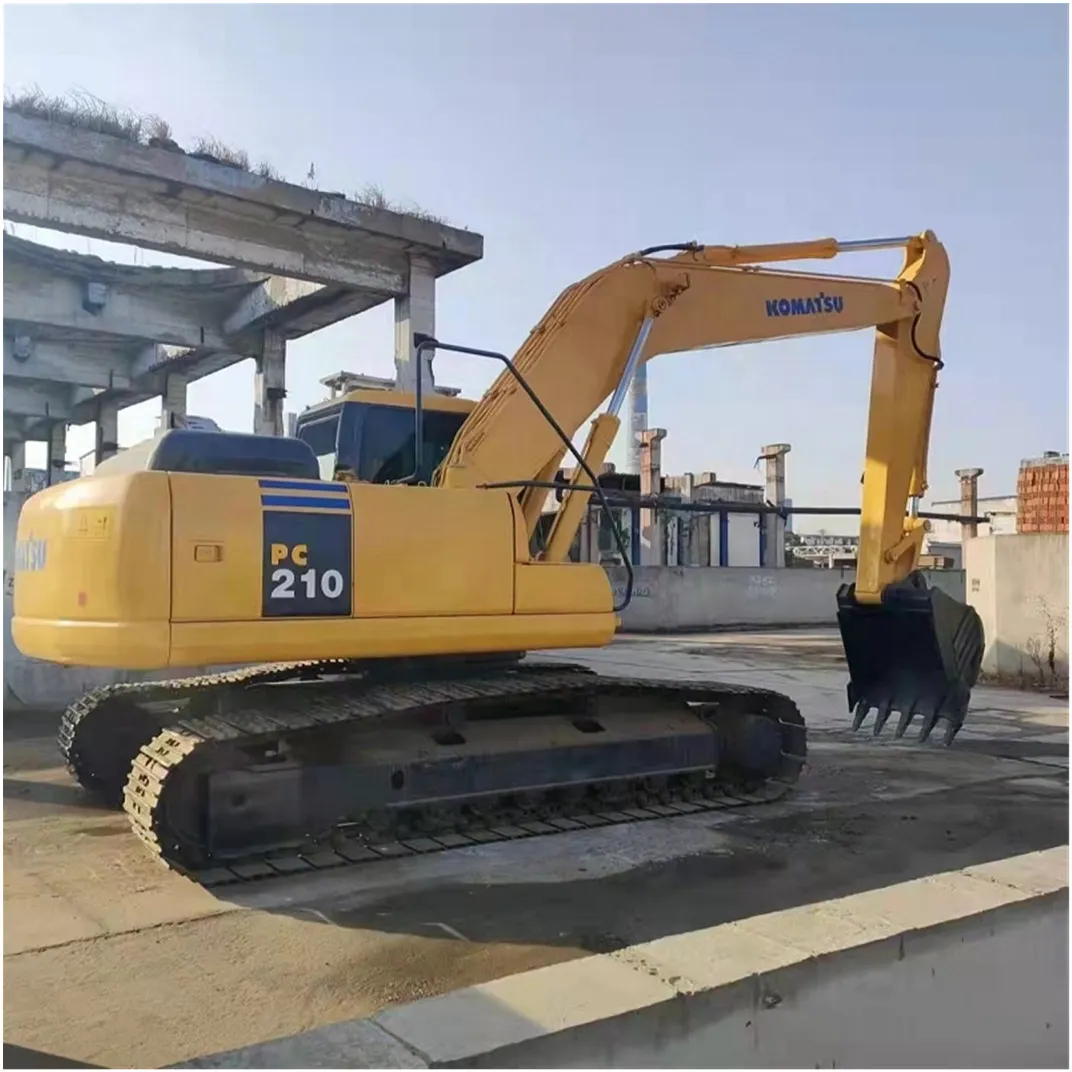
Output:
4,86,157,144
4,85,450,226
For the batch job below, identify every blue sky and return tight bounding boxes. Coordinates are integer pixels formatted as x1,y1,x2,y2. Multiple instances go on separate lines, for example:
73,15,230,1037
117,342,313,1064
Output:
3,3,1068,525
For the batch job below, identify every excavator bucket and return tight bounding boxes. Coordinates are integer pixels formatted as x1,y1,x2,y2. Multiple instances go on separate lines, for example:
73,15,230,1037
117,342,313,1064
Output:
836,571,985,745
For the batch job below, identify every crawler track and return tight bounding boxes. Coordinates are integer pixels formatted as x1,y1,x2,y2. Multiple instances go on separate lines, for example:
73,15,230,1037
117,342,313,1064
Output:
59,660,807,887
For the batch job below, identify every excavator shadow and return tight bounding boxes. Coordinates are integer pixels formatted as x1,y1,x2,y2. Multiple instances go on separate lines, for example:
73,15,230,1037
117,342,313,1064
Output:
216,761,1067,954
2,1043,104,1069
3,777,112,811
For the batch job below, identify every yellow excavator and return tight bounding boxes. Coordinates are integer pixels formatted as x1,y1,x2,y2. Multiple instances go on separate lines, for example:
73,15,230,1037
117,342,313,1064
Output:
12,231,984,880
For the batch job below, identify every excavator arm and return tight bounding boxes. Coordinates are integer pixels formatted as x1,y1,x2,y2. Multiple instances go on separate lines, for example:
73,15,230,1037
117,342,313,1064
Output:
435,230,982,742
437,231,947,604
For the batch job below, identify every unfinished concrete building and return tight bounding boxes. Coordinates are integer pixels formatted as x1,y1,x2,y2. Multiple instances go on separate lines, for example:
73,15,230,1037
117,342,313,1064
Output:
2,105,483,488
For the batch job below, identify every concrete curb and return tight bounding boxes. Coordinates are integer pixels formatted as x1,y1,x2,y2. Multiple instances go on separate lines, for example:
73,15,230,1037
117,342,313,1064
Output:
174,846,1069,1069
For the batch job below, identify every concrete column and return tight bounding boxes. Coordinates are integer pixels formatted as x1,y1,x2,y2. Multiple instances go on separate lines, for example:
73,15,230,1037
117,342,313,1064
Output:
254,330,287,437
677,472,706,567
95,401,119,465
695,504,711,566
394,255,436,394
6,441,27,492
625,362,648,475
639,428,666,566
161,372,188,430
46,422,67,485
760,443,792,568
956,467,984,540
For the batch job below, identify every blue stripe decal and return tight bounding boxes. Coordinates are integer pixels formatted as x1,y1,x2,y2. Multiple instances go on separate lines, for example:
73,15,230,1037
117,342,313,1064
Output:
260,495,352,511
258,479,348,494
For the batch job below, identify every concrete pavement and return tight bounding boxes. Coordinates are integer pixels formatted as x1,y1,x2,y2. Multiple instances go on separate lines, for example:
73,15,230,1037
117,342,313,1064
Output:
4,630,1067,1067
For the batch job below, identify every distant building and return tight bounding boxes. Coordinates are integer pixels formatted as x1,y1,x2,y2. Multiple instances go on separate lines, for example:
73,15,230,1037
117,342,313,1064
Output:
1016,451,1069,533
926,495,1019,544
788,532,859,569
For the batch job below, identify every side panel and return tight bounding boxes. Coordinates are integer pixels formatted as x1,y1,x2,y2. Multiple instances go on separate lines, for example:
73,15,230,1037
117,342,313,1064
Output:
170,473,263,622
12,471,171,667
350,485,515,617
170,474,359,623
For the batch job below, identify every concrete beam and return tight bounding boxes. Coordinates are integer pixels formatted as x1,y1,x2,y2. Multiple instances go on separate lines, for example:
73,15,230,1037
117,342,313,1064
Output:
6,229,387,342
4,416,31,444
4,258,235,351
130,345,247,385
64,346,244,427
3,334,133,390
3,381,76,421
224,277,321,335
4,111,483,284
223,278,387,339
130,343,198,380
5,157,407,292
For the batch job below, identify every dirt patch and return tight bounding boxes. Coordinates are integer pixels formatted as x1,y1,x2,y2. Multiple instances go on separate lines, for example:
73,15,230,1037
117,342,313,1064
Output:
3,910,579,1068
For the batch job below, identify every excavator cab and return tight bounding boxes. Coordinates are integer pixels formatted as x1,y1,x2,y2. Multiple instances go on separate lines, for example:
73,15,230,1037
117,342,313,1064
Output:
293,388,474,485
837,571,985,745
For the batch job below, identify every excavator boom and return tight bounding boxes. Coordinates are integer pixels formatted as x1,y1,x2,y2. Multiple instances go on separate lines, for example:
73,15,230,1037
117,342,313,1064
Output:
439,232,945,606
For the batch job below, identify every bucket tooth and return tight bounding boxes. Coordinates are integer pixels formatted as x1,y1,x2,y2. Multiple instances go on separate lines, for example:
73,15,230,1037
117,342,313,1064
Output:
916,694,950,744
836,571,985,748
872,702,894,736
917,709,941,743
942,716,964,747
852,700,870,731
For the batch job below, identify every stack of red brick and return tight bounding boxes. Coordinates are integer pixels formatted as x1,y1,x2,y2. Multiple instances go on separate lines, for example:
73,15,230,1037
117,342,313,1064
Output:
1017,453,1069,533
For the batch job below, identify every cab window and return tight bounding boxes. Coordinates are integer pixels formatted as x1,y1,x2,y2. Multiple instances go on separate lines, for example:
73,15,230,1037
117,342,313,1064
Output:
358,405,466,484
294,402,467,485
295,414,339,481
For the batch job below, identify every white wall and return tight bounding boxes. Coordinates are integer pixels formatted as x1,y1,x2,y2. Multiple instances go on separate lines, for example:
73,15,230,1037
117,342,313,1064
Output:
726,514,761,567
928,495,1019,542
177,851,1069,1071
605,565,967,632
475,896,1069,1069
965,533,1069,683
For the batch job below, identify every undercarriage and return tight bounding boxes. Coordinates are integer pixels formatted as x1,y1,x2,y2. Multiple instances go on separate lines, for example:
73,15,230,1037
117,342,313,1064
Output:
58,655,807,885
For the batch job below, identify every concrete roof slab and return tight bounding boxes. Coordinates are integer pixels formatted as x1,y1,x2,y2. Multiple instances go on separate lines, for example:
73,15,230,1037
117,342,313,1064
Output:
4,111,483,287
